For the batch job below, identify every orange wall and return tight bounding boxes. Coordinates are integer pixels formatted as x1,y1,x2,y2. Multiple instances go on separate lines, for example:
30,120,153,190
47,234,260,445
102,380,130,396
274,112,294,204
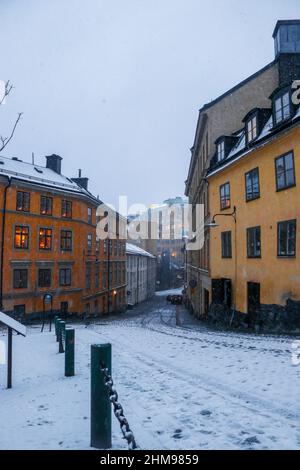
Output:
208,125,300,313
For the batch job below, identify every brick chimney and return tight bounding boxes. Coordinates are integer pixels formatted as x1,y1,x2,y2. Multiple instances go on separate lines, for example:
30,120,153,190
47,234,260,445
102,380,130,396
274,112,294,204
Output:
45,154,62,174
72,169,89,190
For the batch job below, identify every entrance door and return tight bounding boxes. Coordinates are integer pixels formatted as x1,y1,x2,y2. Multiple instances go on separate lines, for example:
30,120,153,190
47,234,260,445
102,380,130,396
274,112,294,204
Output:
247,282,260,323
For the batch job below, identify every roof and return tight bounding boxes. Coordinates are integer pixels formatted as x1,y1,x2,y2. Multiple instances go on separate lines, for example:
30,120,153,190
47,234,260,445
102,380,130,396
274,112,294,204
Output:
126,243,156,259
0,155,99,202
207,104,300,178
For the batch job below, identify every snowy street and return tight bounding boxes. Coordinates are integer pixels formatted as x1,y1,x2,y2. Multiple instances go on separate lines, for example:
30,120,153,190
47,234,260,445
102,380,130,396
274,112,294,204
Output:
0,291,300,450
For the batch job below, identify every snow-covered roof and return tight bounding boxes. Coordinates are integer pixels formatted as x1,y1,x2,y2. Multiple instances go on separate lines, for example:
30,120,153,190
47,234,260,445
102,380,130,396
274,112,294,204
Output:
126,243,156,258
0,155,97,201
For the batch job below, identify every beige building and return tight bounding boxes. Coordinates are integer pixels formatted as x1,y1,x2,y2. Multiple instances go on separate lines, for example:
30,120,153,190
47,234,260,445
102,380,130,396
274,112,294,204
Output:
185,20,300,318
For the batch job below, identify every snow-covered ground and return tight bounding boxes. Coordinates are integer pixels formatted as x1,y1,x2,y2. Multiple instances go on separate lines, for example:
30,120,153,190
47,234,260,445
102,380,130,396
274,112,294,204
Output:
0,291,300,450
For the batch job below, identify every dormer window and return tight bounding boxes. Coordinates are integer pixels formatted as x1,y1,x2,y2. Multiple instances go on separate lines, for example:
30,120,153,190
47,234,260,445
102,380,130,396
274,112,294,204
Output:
217,141,225,161
275,91,290,124
246,116,258,143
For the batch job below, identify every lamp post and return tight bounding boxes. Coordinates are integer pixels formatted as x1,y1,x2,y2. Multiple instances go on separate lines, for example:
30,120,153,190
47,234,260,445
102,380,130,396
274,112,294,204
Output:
206,206,237,323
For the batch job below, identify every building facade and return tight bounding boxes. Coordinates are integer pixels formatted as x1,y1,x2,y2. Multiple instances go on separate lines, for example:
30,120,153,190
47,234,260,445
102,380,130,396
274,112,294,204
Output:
0,154,126,320
185,19,300,319
207,80,300,331
126,243,156,306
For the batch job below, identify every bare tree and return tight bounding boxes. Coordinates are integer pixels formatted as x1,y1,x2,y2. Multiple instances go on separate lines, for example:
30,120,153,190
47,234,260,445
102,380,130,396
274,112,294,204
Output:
0,80,23,152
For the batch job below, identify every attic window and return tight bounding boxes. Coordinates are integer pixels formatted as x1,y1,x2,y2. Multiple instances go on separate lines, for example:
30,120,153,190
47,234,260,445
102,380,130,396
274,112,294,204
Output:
274,91,290,125
217,141,225,161
34,167,43,174
246,115,258,143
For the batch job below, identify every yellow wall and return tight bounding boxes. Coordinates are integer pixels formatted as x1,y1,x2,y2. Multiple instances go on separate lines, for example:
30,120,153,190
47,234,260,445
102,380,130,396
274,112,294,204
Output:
209,125,300,314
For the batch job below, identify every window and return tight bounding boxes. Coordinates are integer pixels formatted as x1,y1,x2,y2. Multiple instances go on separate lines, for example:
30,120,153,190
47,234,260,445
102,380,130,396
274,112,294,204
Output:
245,168,260,201
220,182,231,209
246,116,258,143
217,141,225,161
38,269,51,288
16,191,30,212
87,234,92,252
88,207,92,224
39,228,52,250
40,196,53,216
13,269,28,289
275,152,295,190
278,220,296,257
61,230,72,251
14,226,29,249
61,200,72,218
86,265,91,289
247,227,261,258
221,231,232,258
274,92,290,124
59,268,71,286
104,239,108,254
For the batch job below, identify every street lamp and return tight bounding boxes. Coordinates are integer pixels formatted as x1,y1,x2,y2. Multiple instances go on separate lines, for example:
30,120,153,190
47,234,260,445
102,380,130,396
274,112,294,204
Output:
206,206,237,325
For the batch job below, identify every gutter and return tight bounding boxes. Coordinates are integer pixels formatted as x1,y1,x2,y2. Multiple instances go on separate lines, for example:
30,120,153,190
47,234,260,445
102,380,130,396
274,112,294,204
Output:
0,176,11,310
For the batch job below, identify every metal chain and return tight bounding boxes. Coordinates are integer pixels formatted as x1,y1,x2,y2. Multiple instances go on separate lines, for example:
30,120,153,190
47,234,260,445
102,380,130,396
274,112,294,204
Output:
100,362,138,450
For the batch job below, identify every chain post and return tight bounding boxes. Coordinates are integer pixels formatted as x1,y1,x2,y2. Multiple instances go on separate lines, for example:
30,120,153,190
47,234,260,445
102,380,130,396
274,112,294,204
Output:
65,328,75,377
91,343,112,449
54,317,60,342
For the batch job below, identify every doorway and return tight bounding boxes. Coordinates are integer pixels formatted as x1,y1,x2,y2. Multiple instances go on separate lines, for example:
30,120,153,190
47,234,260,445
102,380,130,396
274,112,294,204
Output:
247,282,260,323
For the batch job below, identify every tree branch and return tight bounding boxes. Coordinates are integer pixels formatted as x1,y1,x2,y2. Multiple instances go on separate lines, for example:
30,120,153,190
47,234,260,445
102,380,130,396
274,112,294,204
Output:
0,112,23,152
0,80,13,107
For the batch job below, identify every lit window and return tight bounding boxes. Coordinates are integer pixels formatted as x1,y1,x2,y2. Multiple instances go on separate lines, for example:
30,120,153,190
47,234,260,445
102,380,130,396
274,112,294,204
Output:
14,226,29,249
217,141,225,161
275,92,290,124
220,182,231,209
39,228,52,250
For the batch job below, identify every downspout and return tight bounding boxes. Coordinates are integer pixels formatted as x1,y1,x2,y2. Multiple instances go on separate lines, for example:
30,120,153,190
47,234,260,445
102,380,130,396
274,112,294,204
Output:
0,176,11,311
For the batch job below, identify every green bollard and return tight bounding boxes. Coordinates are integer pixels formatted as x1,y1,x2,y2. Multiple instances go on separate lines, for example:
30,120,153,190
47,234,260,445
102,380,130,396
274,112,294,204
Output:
91,343,112,449
59,321,66,353
65,328,75,377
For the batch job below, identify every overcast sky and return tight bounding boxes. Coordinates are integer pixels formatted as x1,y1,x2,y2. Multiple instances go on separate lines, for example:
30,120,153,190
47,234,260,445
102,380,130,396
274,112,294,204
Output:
0,0,299,209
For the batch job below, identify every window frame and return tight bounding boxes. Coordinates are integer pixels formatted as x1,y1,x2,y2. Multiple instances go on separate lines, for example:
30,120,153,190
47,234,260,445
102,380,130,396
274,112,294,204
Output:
61,199,72,218
14,225,30,250
40,195,53,216
59,267,72,287
221,231,232,259
39,227,53,251
38,268,52,288
275,151,296,192
246,115,258,144
16,191,30,212
220,182,231,210
273,90,291,126
247,226,261,258
13,269,28,289
277,219,297,258
245,167,260,202
217,140,225,162
60,230,73,252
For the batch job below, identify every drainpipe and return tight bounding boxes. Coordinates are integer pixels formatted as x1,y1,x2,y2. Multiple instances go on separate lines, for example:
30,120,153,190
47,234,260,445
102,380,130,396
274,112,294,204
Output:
0,176,11,311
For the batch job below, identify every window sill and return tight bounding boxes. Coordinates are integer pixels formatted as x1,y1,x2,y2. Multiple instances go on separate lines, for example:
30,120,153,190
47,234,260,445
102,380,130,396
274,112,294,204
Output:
276,184,296,193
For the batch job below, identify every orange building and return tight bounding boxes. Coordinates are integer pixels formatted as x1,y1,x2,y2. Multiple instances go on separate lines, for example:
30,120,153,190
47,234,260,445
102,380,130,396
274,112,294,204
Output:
0,154,126,320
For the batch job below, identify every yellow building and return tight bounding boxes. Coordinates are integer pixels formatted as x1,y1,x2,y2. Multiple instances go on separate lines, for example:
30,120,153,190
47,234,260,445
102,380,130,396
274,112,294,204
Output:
207,85,300,331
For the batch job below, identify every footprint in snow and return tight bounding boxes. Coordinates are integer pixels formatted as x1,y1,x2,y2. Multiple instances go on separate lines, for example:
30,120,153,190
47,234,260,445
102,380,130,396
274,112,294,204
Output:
200,409,212,417
242,436,260,446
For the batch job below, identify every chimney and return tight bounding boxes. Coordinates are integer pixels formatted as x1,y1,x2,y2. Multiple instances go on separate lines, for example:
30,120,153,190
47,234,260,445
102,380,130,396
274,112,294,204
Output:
273,20,300,87
72,169,89,190
46,154,62,174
